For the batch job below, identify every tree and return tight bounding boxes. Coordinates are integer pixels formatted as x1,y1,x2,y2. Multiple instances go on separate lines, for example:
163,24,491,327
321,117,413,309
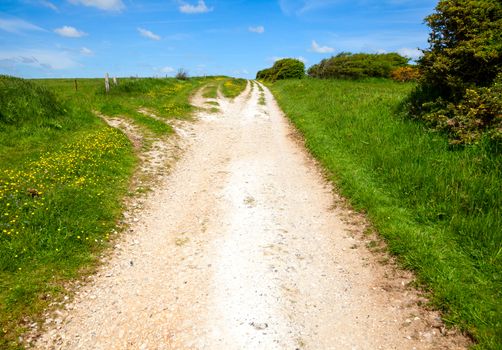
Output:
409,0,502,144
255,58,305,81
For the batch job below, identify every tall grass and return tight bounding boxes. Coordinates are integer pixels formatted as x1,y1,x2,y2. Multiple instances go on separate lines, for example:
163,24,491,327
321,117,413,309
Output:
270,78,501,349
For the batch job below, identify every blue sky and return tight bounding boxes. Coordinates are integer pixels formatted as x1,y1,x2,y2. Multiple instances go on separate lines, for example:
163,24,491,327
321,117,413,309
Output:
0,0,437,79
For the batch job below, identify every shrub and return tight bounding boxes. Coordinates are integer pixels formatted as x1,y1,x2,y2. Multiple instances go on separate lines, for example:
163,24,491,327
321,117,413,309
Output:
175,69,189,80
409,0,502,145
256,58,305,81
415,73,502,145
391,66,420,82
307,52,409,79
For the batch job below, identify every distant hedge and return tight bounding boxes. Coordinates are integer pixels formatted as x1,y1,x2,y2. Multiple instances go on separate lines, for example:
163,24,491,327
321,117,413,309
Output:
256,58,305,81
307,52,409,79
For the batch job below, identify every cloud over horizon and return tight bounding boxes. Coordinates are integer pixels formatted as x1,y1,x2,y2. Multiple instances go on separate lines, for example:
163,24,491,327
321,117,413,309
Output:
397,47,422,61
0,49,78,70
310,40,334,53
179,0,213,14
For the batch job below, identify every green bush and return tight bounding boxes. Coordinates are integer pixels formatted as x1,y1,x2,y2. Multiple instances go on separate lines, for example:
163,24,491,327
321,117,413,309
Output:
409,0,502,145
414,74,502,145
391,66,420,82
307,52,409,79
256,58,305,81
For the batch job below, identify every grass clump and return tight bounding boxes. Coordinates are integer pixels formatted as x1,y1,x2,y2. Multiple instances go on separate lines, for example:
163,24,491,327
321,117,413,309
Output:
270,78,501,349
258,93,266,105
220,78,247,98
202,84,218,99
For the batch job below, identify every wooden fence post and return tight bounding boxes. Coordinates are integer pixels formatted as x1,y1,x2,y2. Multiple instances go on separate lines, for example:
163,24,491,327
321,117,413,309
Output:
74,79,78,91
105,73,110,94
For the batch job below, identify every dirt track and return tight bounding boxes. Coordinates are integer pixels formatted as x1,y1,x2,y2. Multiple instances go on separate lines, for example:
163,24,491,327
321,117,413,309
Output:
33,81,469,349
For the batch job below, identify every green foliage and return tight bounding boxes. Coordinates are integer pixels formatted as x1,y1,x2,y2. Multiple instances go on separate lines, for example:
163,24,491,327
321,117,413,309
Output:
175,68,189,80
391,66,420,82
307,52,409,79
269,78,501,349
256,58,305,81
409,0,502,145
0,75,64,126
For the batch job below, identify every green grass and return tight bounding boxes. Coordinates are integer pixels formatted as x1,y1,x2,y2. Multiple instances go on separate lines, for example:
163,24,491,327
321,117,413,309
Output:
202,84,218,99
269,78,501,350
220,78,247,98
0,76,136,349
36,77,210,137
258,92,266,105
0,75,209,349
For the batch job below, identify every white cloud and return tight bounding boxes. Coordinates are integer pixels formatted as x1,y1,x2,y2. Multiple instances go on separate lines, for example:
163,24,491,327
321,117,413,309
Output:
137,27,161,41
397,47,422,61
179,0,213,14
0,18,44,33
54,26,87,38
0,49,78,70
40,0,58,11
310,40,334,53
248,26,265,34
69,0,125,11
160,66,174,73
80,47,93,55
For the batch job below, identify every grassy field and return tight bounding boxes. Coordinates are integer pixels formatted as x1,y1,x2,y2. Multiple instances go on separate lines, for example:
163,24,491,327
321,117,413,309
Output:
0,75,241,349
269,78,501,349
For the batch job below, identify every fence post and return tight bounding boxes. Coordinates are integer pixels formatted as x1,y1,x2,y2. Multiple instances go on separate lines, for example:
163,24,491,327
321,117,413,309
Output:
74,79,78,91
105,73,110,94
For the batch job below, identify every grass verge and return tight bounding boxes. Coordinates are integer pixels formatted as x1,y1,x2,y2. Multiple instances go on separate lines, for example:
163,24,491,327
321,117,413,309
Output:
0,75,209,349
0,76,136,349
269,78,501,350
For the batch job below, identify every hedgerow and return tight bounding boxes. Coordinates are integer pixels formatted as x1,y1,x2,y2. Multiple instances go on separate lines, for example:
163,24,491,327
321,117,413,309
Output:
256,58,305,81
307,53,409,79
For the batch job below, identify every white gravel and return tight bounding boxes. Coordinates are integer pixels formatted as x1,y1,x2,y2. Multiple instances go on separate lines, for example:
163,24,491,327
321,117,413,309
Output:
32,81,469,350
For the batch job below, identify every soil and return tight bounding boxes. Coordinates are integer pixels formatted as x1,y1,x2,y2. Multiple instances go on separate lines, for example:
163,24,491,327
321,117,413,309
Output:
31,81,470,350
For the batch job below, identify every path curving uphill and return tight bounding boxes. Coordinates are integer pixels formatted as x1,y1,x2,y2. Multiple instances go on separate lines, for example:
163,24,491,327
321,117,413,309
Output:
33,81,469,350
